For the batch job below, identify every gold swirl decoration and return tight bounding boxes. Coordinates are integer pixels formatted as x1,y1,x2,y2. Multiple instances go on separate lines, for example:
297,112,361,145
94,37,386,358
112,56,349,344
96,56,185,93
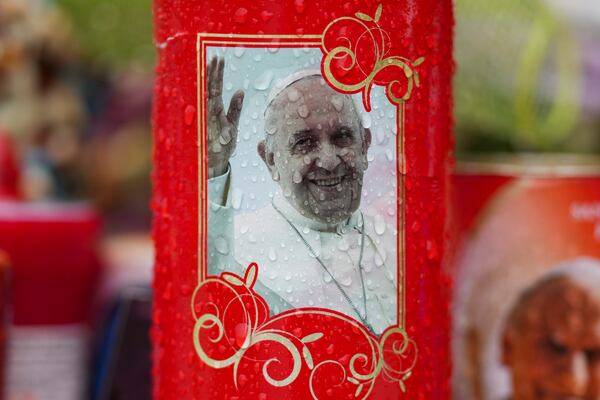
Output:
321,3,424,111
192,264,418,398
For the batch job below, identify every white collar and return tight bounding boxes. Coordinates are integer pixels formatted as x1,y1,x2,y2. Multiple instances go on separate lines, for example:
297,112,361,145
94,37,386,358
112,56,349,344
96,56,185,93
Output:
271,191,363,234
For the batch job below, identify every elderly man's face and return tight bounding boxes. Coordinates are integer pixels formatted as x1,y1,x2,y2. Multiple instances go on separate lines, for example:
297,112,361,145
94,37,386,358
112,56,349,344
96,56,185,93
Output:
259,77,371,225
502,278,600,400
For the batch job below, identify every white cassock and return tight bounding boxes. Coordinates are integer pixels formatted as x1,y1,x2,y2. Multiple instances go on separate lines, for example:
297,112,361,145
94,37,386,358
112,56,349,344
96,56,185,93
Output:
207,169,398,335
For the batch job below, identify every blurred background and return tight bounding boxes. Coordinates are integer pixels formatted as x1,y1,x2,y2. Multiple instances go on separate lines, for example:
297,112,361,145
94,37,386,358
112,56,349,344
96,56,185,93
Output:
0,0,598,399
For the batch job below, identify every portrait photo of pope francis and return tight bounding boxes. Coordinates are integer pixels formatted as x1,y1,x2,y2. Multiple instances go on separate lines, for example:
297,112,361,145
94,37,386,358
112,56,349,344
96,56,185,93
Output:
205,48,400,335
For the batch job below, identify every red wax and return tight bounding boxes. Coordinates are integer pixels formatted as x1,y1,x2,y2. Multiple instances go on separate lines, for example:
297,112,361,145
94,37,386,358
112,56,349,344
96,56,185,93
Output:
152,1,453,398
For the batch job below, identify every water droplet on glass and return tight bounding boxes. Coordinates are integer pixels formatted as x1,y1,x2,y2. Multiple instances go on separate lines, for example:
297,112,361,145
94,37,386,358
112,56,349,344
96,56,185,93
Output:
287,88,300,102
271,170,280,181
220,127,232,145
284,272,292,281
319,193,325,201
283,188,292,197
322,272,332,283
294,0,305,13
253,70,273,91
184,105,195,126
265,120,278,135
297,104,310,118
292,170,303,184
340,276,352,286
331,96,344,112
225,82,233,91
362,113,372,129
374,215,386,235
215,236,229,255
234,47,246,58
286,286,293,294
233,8,248,23
268,247,277,261
337,239,349,251
302,226,310,234
303,155,311,165
231,188,244,210
385,149,394,162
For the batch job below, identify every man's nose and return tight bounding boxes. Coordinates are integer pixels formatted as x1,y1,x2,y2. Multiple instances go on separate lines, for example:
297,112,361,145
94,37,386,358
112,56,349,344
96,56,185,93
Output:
566,351,590,395
315,144,342,171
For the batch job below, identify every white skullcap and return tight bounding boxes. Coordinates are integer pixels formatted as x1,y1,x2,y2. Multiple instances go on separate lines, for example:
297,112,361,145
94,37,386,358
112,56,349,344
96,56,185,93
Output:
265,69,322,111
263,69,366,123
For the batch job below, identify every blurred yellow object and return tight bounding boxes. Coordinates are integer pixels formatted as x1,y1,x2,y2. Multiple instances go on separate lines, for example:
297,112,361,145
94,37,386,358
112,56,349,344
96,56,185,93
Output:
455,0,585,152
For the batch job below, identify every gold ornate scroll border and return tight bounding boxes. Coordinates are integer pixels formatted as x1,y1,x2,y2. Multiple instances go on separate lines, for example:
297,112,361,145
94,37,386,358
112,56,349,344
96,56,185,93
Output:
192,263,418,398
195,4,424,396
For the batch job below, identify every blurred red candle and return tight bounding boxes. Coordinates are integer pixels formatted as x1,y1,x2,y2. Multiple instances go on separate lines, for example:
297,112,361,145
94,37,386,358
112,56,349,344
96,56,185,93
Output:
152,1,453,398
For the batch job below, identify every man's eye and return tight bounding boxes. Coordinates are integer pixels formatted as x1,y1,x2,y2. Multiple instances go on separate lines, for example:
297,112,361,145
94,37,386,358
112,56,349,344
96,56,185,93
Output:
294,138,315,150
586,348,600,360
545,338,569,355
333,132,354,145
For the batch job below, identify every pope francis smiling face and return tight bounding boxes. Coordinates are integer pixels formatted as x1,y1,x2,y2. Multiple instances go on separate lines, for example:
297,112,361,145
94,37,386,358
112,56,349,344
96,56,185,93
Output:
257,75,372,226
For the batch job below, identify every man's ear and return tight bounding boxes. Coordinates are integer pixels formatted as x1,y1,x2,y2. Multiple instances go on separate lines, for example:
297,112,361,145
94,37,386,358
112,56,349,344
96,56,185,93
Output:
257,140,276,176
362,128,372,154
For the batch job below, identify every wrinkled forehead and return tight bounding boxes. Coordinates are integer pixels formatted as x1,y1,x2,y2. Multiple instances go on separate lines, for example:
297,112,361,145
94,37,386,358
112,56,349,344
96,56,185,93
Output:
520,278,600,328
265,76,361,124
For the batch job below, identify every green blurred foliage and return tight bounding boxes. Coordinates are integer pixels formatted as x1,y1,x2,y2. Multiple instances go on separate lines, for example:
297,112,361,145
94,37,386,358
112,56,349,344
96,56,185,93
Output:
454,0,595,154
55,0,154,69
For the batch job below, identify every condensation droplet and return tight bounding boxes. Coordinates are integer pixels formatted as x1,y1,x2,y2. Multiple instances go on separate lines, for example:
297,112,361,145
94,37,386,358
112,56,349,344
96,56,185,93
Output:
287,88,300,102
184,105,195,126
254,70,273,91
322,272,332,283
362,113,372,129
340,276,352,286
272,170,280,181
330,95,344,112
268,247,277,261
231,188,244,210
233,8,248,23
385,149,394,162
292,170,303,184
297,105,310,118
234,47,246,58
337,239,349,251
265,120,278,135
215,236,229,255
374,215,386,235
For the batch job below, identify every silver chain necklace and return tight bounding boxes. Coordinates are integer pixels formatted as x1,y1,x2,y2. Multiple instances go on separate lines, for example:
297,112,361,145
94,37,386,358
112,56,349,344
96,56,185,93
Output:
272,201,375,334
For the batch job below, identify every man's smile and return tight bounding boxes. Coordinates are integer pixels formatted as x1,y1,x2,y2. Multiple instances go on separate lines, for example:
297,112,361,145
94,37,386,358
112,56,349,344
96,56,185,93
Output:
309,176,345,187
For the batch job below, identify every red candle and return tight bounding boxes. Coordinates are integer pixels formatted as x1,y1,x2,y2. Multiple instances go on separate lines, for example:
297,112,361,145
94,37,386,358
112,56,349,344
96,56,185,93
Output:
152,1,453,398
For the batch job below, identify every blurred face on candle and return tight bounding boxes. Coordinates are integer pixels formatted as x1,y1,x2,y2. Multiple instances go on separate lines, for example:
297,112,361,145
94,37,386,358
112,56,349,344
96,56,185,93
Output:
258,76,371,225
502,277,600,400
